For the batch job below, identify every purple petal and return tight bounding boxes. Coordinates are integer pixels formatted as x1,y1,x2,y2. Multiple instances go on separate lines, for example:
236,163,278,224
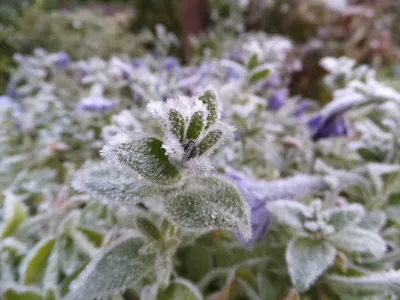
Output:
268,89,286,110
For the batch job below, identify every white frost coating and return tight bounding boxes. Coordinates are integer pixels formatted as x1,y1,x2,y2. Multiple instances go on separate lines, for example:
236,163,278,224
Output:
322,203,365,233
165,175,252,241
72,162,157,205
0,237,27,256
0,283,43,298
326,270,400,295
267,200,311,230
237,174,327,202
148,95,208,125
286,237,336,292
328,227,386,258
67,235,155,300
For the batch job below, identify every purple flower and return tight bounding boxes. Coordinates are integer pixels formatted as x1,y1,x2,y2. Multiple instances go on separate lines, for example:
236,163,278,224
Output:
164,57,179,71
268,89,287,110
226,170,270,248
261,74,281,89
227,67,240,80
308,113,347,141
5,79,17,98
132,58,144,68
78,84,116,112
231,48,243,61
50,52,70,69
292,99,317,117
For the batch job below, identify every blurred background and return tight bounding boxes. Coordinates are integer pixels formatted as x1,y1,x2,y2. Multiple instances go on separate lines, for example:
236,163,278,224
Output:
1,0,400,102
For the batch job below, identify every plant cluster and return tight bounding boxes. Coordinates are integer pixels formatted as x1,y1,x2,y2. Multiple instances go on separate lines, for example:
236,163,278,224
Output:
1,6,400,300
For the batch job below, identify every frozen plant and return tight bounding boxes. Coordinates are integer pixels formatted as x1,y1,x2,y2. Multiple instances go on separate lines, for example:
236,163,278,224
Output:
69,90,251,299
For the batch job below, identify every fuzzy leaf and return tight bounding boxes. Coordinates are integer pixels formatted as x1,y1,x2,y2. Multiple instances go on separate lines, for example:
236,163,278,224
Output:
326,270,400,296
168,109,185,141
0,193,28,239
247,54,258,70
358,210,386,232
165,176,251,240
19,236,55,284
286,237,336,292
249,175,328,202
100,136,181,185
323,204,365,233
2,285,43,300
198,130,222,156
157,279,203,300
186,111,204,140
72,164,158,204
250,68,270,83
267,200,310,231
328,228,386,258
66,236,155,300
136,217,161,240
199,90,218,129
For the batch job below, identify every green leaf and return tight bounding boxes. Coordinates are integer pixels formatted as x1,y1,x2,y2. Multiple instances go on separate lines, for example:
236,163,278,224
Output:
326,270,400,296
328,228,386,258
199,90,218,129
77,226,103,247
100,136,181,185
198,130,222,156
19,236,55,284
186,111,204,140
136,217,161,240
386,193,400,224
60,263,87,296
250,68,270,83
286,237,336,292
323,204,365,233
66,236,155,300
181,244,212,282
2,285,43,300
165,176,251,240
168,109,185,141
157,279,203,300
247,54,258,70
0,193,28,239
73,163,159,204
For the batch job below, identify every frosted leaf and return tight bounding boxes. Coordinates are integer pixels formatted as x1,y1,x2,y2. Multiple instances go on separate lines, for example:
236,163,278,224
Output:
328,228,386,258
157,278,203,300
326,270,400,296
1,284,43,300
165,176,251,240
19,236,55,284
247,175,327,202
286,237,336,292
267,200,311,231
0,192,28,238
247,54,258,70
72,163,160,205
322,204,365,233
66,236,155,300
168,109,185,142
136,217,161,240
198,129,222,156
250,67,270,83
358,210,386,232
100,134,181,185
186,111,205,140
148,95,208,125
199,90,219,130
0,237,27,256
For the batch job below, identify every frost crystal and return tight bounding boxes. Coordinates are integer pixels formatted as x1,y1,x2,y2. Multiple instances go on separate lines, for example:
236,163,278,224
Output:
148,90,234,173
